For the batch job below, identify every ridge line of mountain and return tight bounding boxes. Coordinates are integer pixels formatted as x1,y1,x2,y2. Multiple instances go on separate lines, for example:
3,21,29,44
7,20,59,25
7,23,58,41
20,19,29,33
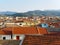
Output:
0,10,60,16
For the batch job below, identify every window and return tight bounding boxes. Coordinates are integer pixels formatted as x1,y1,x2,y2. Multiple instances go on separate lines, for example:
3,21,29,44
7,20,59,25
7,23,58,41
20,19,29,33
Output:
19,23,22,25
3,37,6,40
44,24,46,26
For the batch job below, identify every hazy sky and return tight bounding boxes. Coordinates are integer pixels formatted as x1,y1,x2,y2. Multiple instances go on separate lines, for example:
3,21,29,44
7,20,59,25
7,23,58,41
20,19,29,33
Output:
0,0,60,12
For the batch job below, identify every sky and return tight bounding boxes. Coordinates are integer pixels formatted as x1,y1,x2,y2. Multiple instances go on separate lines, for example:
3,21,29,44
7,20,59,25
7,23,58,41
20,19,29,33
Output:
0,0,60,12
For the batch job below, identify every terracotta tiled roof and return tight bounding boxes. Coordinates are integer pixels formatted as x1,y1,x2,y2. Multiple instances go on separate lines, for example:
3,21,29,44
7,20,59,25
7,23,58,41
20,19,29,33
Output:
57,21,60,25
22,33,60,45
0,26,48,35
0,27,12,35
52,23,60,28
12,26,48,35
0,20,4,22
12,27,38,34
0,30,5,35
37,27,48,34
0,30,11,35
48,22,60,28
1,27,13,31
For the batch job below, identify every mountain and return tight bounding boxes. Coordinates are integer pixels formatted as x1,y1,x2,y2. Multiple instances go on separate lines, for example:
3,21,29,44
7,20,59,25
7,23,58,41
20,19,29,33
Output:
0,10,60,16
0,11,16,15
24,10,60,16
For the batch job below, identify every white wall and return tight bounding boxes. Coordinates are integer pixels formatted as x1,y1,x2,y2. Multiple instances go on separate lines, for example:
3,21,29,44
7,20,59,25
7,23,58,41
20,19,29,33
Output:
0,35,11,40
12,34,25,40
16,23,26,26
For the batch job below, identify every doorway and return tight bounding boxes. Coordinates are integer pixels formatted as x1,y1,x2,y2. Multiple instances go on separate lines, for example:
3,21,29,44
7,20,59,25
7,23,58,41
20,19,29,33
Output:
16,36,20,40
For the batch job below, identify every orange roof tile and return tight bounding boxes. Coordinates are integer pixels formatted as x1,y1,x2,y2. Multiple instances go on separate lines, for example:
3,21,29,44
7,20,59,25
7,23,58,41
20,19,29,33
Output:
23,34,60,45
1,27,13,31
0,27,12,35
0,30,5,35
0,26,48,35
0,30,11,35
12,26,48,35
12,27,38,34
37,27,48,34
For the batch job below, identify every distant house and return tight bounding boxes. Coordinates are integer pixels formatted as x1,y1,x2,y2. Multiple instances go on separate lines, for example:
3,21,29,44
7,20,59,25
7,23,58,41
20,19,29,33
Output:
0,22,3,27
0,22,6,28
48,22,60,28
0,27,13,40
16,22,26,27
38,23,48,28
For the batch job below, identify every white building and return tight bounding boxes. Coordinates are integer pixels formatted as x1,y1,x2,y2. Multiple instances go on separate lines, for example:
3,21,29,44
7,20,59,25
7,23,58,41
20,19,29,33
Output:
0,30,11,40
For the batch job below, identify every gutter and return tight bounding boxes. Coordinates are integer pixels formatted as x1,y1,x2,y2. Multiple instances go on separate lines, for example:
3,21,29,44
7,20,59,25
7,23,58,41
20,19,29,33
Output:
19,35,25,45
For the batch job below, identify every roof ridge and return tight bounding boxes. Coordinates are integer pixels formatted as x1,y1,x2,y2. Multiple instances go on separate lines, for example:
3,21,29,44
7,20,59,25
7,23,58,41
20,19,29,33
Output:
36,27,41,34
36,26,48,34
